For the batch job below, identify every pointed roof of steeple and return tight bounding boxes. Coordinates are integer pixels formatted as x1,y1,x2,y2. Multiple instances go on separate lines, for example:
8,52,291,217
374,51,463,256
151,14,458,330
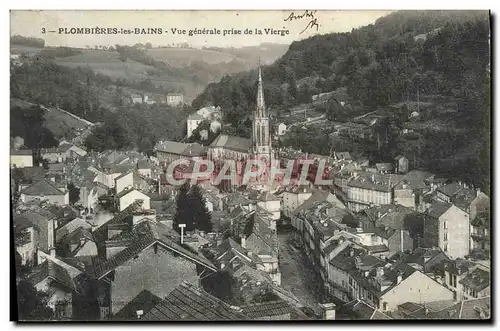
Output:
256,64,266,116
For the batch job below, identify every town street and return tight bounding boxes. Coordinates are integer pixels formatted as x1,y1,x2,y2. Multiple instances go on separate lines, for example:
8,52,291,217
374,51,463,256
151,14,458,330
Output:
278,226,325,308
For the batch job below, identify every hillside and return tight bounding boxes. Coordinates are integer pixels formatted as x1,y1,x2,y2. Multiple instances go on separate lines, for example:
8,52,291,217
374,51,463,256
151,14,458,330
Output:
191,10,491,193
10,43,289,102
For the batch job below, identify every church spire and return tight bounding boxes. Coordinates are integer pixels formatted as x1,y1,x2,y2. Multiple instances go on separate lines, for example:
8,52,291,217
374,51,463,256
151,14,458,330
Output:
256,63,266,118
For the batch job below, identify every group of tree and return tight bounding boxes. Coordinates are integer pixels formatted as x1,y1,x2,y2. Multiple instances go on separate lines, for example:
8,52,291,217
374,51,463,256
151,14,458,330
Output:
173,183,212,233
11,35,45,48
193,11,490,193
10,105,58,152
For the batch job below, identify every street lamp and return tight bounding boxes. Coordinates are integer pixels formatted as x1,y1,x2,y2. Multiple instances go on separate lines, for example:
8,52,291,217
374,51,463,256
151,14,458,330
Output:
178,224,186,244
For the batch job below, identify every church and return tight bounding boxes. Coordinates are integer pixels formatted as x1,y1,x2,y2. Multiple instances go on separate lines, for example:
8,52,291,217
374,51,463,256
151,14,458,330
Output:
207,66,274,165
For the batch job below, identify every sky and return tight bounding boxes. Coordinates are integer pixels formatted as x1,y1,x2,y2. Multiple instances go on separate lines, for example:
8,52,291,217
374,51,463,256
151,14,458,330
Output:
10,10,392,48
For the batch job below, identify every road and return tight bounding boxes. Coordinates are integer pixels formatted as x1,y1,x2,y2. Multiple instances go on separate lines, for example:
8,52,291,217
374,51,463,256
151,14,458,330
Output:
277,227,325,309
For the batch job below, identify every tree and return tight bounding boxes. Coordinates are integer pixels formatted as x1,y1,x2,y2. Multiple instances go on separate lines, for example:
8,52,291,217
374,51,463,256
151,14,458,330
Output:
173,183,212,233
173,182,191,232
67,183,80,205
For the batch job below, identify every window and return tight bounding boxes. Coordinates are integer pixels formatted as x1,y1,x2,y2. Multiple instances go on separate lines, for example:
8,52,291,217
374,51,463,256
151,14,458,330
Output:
444,232,448,241
383,302,388,311
444,221,448,229
444,244,448,252
453,275,457,288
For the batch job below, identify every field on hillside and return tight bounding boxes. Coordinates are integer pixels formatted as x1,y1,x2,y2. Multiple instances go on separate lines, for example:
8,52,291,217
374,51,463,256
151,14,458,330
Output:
11,98,93,140
147,47,237,66
10,44,42,56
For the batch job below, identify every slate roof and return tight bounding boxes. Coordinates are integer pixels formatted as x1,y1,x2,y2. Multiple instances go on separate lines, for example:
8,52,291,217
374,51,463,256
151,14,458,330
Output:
375,163,393,172
155,141,207,157
137,159,152,169
458,268,490,292
451,188,476,212
141,281,248,321
116,187,149,199
209,134,251,153
394,170,433,190
258,191,280,202
335,151,352,160
437,183,464,198
56,217,92,242
188,113,204,121
11,149,33,155
21,179,65,196
17,167,45,182
240,300,293,319
347,172,403,192
89,220,216,279
427,201,452,219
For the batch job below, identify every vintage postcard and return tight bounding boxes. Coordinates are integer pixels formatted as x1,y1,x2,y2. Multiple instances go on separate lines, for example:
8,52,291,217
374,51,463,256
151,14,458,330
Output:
10,10,491,322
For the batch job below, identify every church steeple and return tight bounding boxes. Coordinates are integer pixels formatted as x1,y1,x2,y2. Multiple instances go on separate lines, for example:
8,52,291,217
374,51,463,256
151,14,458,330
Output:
256,66,266,118
252,62,273,163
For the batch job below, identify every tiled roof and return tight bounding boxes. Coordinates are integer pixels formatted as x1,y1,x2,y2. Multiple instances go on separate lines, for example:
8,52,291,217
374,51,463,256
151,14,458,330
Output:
188,113,204,121
258,191,280,202
90,220,216,279
28,260,78,292
141,281,248,321
343,299,391,320
116,187,148,199
137,159,152,169
209,134,251,153
458,268,490,292
240,300,293,319
394,170,433,190
155,141,207,157
21,179,65,196
451,188,476,212
428,297,490,319
17,167,45,182
113,290,163,320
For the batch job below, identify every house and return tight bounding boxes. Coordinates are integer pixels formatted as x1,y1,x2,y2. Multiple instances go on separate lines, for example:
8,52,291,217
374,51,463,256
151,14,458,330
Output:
20,179,69,206
436,183,464,203
210,120,222,133
114,172,134,195
136,160,152,178
141,281,246,321
166,93,184,107
423,202,470,259
89,220,217,318
28,256,86,319
130,94,143,104
282,185,313,219
14,215,38,265
394,155,409,174
327,245,454,312
393,170,433,209
256,191,281,221
41,144,73,164
344,172,403,212
375,163,393,175
277,123,287,136
392,247,449,276
334,152,352,161
10,149,33,168
187,113,204,138
154,140,207,165
57,226,98,258
470,211,490,253
443,259,490,301
116,188,150,211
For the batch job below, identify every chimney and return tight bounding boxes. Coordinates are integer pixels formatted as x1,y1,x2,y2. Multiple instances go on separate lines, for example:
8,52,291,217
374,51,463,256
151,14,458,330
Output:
396,272,403,285
350,249,354,257
371,174,375,182
476,188,481,198
47,218,56,257
376,267,384,277
319,303,336,320
241,236,246,249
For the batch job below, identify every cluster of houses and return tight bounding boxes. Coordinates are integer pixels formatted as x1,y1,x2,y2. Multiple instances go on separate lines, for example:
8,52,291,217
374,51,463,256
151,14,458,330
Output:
186,106,222,139
125,92,184,107
12,142,339,320
11,131,490,321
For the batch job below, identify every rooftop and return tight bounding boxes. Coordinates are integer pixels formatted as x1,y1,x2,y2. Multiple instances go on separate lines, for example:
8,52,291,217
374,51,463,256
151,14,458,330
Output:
209,134,251,153
21,179,65,196
141,281,247,321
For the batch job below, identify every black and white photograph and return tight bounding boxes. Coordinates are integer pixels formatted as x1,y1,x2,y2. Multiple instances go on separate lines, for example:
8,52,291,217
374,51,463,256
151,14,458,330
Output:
9,9,491,322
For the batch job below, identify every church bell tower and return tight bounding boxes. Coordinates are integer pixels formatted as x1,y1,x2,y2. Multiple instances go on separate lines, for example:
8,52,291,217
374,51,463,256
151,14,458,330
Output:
252,65,273,164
